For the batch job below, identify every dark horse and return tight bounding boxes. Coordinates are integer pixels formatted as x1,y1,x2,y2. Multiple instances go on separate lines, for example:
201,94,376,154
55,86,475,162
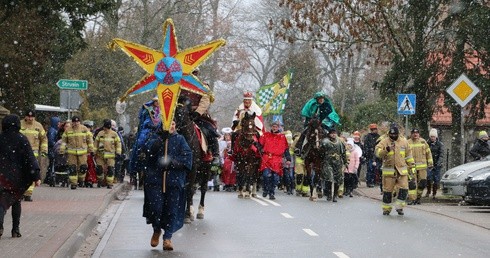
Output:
233,112,261,198
174,96,213,223
300,118,327,201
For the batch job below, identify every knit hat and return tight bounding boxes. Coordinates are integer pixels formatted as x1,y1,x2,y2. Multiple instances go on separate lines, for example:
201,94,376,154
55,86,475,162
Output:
429,128,438,138
478,131,488,140
71,116,81,122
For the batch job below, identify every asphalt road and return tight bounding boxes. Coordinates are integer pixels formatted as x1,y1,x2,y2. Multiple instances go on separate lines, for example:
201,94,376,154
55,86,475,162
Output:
87,190,490,258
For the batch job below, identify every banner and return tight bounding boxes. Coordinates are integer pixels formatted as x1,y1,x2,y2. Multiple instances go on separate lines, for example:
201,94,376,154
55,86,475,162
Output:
255,71,292,116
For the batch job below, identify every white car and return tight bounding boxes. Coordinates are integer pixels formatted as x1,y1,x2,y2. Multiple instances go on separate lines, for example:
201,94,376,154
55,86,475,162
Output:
441,156,490,197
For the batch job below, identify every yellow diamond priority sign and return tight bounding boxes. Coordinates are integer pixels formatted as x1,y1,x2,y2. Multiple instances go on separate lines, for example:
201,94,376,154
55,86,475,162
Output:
446,74,480,107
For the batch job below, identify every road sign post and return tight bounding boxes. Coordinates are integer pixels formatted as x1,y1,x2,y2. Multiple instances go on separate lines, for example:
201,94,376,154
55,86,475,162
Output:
446,74,480,164
57,79,88,90
397,94,416,136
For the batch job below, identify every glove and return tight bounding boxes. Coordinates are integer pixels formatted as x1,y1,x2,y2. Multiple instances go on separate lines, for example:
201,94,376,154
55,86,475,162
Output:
385,146,391,152
90,152,95,156
231,120,239,130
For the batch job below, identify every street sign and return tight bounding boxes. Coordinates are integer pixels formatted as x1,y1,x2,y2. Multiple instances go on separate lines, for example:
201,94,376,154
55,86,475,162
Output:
56,79,88,90
397,94,416,115
446,74,480,107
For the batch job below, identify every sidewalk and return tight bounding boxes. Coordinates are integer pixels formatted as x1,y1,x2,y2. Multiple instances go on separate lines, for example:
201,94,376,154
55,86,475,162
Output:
0,182,128,258
355,182,490,230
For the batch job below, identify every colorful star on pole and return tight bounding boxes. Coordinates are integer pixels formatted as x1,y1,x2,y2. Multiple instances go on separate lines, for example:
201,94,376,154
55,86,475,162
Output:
110,18,226,130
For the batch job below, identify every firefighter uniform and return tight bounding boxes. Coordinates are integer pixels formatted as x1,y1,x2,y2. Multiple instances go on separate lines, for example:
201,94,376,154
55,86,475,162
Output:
20,111,48,201
60,116,94,189
376,125,414,215
94,125,122,188
292,136,309,196
407,130,433,204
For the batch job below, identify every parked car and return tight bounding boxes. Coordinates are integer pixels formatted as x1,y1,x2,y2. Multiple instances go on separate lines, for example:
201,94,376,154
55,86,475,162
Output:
441,156,490,197
464,168,490,205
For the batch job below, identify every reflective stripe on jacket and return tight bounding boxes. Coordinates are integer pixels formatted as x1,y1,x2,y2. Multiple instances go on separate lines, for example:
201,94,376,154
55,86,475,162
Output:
60,125,94,155
20,120,48,157
408,138,433,170
375,136,414,175
94,129,122,159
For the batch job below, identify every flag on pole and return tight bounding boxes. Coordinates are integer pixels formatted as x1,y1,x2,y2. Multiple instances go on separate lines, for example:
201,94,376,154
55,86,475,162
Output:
256,71,292,116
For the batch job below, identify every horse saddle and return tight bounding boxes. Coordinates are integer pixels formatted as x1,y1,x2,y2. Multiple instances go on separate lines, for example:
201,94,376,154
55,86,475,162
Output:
194,125,213,162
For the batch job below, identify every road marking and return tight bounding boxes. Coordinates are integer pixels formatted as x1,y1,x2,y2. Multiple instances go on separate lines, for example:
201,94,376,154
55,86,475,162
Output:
251,197,269,206
333,252,350,258
281,212,293,218
302,228,318,236
256,196,281,206
92,196,127,258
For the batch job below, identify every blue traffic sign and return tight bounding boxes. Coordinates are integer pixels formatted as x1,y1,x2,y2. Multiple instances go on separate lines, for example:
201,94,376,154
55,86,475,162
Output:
397,94,416,115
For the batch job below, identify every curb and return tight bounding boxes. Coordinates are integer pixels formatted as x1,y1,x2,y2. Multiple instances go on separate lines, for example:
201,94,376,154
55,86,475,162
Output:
53,182,128,258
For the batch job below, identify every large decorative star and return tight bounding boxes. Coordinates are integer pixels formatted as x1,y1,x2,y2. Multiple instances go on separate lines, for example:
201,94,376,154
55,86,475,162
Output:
110,18,226,130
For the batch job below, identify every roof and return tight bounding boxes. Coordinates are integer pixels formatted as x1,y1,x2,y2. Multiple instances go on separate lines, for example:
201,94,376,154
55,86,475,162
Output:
431,95,490,126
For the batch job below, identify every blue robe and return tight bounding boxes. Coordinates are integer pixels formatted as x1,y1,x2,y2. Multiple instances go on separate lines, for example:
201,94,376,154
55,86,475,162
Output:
129,101,160,174
142,132,192,239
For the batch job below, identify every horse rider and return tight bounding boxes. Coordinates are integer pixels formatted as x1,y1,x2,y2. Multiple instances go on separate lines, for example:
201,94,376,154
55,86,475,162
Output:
229,91,264,156
189,68,221,166
295,92,340,155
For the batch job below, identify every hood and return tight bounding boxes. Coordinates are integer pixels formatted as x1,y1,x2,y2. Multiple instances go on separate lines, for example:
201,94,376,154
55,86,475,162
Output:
2,114,21,132
50,116,60,128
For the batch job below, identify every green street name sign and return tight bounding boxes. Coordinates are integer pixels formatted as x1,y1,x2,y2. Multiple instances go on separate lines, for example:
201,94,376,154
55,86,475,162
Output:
56,79,88,90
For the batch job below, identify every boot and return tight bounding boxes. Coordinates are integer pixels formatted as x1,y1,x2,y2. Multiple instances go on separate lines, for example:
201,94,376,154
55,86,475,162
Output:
11,228,21,238
150,230,161,247
324,181,332,201
432,183,438,199
332,183,339,202
163,239,173,251
426,181,432,197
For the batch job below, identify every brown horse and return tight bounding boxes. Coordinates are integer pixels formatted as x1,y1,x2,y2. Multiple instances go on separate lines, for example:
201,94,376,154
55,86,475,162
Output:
233,112,261,198
301,118,327,201
174,96,213,223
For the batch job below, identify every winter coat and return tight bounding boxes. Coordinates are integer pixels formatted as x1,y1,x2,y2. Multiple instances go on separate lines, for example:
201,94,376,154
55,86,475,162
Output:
0,114,40,210
60,124,94,155
94,129,122,159
47,116,60,159
259,131,291,175
375,136,414,176
407,138,433,170
232,101,264,133
363,132,380,160
142,132,192,234
129,101,160,173
300,93,340,128
469,139,490,161
429,139,445,167
20,119,48,157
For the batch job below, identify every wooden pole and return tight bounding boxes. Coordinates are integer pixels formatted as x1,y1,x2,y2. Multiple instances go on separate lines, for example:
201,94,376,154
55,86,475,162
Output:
163,138,168,193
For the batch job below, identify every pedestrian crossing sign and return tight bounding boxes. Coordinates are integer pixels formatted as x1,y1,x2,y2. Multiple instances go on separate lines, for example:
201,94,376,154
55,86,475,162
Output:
397,94,416,115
